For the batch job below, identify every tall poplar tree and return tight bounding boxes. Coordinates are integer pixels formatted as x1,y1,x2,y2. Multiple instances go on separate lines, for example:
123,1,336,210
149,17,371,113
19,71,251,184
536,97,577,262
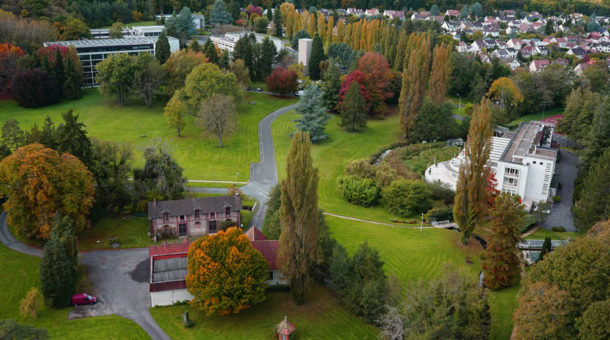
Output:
428,43,451,105
308,33,325,80
454,98,492,244
483,193,524,290
273,7,283,37
278,132,319,304
398,33,431,137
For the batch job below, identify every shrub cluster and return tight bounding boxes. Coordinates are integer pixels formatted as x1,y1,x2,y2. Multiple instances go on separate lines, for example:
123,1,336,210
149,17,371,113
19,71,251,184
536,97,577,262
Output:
336,176,379,207
381,180,432,218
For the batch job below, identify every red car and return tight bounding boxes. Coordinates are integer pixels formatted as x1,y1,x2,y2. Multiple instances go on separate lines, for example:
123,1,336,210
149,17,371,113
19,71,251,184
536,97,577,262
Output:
72,293,97,306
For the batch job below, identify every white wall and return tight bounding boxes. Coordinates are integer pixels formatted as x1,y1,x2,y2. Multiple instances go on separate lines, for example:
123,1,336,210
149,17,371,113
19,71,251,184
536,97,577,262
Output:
298,39,313,69
167,37,180,53
151,289,194,307
523,155,555,202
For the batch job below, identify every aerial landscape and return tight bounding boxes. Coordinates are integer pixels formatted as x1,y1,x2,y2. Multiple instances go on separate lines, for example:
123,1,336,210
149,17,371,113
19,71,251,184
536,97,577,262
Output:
0,0,609,339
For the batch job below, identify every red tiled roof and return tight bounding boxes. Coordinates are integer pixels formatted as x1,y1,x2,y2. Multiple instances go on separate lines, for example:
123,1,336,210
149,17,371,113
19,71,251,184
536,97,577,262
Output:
245,227,267,241
150,280,187,292
251,240,279,270
149,240,192,257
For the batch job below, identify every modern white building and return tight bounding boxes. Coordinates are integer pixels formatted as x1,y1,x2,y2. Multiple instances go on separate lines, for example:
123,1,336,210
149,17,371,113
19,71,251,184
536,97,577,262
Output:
298,38,313,70
425,121,558,210
209,32,283,56
155,14,205,29
90,25,166,39
44,36,179,87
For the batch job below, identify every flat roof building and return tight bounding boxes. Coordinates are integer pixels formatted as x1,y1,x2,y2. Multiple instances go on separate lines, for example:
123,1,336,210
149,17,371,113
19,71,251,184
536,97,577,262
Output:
44,36,179,87
425,121,558,210
210,32,283,56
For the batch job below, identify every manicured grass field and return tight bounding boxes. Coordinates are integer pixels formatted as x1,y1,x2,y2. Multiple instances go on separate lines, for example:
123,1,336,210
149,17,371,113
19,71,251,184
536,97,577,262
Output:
150,285,377,340
0,243,150,339
489,285,520,340
508,107,564,126
0,89,297,180
273,112,409,223
78,217,151,250
524,227,580,240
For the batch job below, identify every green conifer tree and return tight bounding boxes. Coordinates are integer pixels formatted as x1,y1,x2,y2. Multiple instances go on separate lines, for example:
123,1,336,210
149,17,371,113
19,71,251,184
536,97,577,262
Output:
321,62,341,111
339,81,367,132
273,7,283,37
219,50,230,69
63,57,82,100
294,84,330,143
538,236,552,262
53,48,65,99
155,31,171,64
308,33,326,80
209,0,233,26
278,132,319,304
204,39,219,64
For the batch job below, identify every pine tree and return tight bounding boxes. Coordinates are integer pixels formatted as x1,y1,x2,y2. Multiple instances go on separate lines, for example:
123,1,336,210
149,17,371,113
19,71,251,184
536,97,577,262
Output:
294,85,330,143
204,39,219,64
538,237,552,262
63,57,82,100
320,62,341,111
219,50,230,69
188,38,201,52
399,33,431,137
155,31,171,64
454,98,492,244
308,33,325,80
210,0,233,26
428,43,451,105
278,132,319,304
273,7,283,37
56,110,93,168
483,193,523,290
258,37,277,79
53,48,65,99
339,81,367,132
233,35,253,72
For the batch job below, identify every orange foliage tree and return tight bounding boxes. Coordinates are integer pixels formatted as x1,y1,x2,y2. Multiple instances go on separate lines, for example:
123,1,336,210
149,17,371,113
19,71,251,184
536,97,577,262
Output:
186,227,269,316
0,143,94,239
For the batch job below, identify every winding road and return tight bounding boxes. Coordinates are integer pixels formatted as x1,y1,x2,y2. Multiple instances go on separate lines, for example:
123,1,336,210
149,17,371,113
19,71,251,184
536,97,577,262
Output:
0,102,299,340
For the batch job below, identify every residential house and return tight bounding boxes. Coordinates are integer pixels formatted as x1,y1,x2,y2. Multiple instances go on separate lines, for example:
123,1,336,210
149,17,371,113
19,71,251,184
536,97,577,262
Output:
147,196,242,239
529,59,550,72
383,10,405,20
346,8,363,16
365,8,379,16
567,46,587,59
574,62,592,75
508,59,522,70
445,10,460,18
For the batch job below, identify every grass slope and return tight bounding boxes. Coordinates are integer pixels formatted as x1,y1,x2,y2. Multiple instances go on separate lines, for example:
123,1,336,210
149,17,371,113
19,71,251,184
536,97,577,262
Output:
150,285,377,339
0,90,296,180
272,112,406,222
0,243,149,339
78,217,151,250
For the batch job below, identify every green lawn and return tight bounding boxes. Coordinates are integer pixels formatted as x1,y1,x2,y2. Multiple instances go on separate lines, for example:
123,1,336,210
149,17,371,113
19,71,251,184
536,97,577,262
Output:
508,107,564,126
0,89,297,180
78,217,151,250
150,285,377,339
524,227,580,240
489,285,520,340
273,112,410,223
0,243,150,339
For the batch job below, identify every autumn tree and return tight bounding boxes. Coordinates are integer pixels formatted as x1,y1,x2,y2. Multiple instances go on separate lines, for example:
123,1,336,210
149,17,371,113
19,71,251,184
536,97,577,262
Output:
162,50,207,97
278,132,319,304
163,89,187,136
134,141,186,201
109,21,124,38
95,53,135,106
184,62,242,112
197,94,236,147
265,66,298,96
339,81,368,132
186,227,268,316
428,43,451,105
486,77,524,123
19,288,44,319
357,52,393,117
0,143,94,239
399,33,431,136
294,85,330,143
483,193,524,290
230,59,250,89
454,98,492,244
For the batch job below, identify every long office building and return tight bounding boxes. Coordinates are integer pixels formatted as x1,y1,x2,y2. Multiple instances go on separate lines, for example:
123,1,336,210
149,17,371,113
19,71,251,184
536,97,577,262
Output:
44,36,179,87
210,32,283,56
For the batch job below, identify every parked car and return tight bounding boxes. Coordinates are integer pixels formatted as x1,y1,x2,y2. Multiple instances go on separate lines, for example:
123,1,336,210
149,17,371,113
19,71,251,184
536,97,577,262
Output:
72,293,97,306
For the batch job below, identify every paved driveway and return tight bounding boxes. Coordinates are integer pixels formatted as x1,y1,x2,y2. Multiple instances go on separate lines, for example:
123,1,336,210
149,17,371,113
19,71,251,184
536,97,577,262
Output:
543,149,578,231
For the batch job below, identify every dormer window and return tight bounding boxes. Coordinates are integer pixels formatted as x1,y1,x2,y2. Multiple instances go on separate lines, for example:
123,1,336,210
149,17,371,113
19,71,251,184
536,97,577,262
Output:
225,206,231,215
194,209,200,218
162,212,169,223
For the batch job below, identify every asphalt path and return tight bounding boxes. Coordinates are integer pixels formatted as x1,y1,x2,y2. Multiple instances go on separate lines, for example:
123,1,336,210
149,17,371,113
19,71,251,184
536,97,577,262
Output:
543,149,578,231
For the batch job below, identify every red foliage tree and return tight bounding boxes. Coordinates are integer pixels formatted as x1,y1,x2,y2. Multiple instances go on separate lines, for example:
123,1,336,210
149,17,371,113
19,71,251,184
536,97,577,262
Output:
0,44,25,95
37,45,69,65
265,66,298,96
246,5,263,17
12,69,61,108
357,52,393,117
486,170,500,209
338,70,370,109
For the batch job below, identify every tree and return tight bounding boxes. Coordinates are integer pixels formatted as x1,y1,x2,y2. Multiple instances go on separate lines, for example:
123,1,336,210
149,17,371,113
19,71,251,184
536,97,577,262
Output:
134,141,186,201
197,94,236,147
184,62,242,112
576,300,610,339
399,33,431,137
52,47,65,99
19,288,44,319
11,69,60,108
39,217,78,308
155,31,171,64
454,98,492,244
278,132,319,304
0,143,94,239
483,193,524,290
188,38,201,52
308,33,325,80
230,59,250,89
470,2,483,20
273,7,282,37
294,85,330,143
291,30,311,50
573,148,610,231
186,227,268,316
219,50,230,69
164,89,187,136
203,39,219,64
357,52,393,117
162,50,207,96
408,100,457,143
254,17,269,33
538,236,552,262
61,17,89,40
430,4,440,16
428,43,451,105
0,320,47,339
486,77,524,123
63,49,83,100
133,53,163,107
263,184,282,239
265,66,298,96
166,7,196,40
381,179,431,218
320,62,341,111
95,53,135,106
258,37,277,80
1,119,24,151
232,35,253,72
109,21,124,38
56,110,93,168
339,81,367,132
381,266,490,339
209,0,233,26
